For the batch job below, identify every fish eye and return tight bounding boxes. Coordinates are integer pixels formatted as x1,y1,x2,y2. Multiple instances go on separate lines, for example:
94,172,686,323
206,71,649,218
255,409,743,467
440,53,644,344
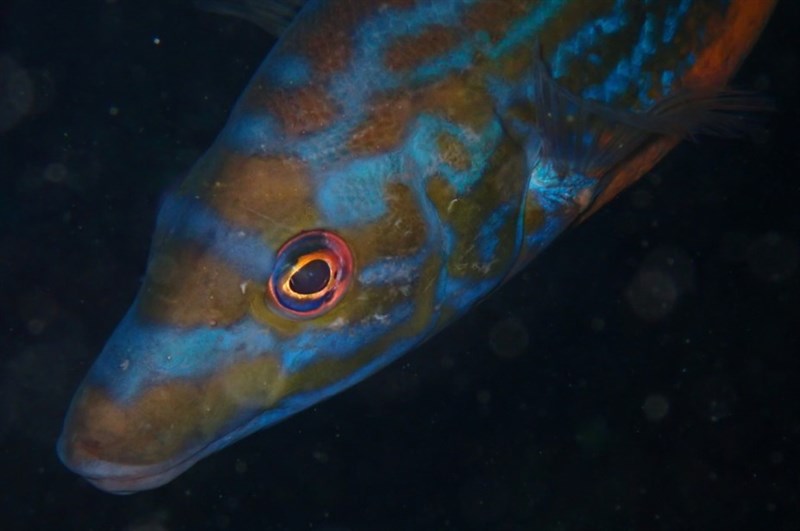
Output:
267,230,353,318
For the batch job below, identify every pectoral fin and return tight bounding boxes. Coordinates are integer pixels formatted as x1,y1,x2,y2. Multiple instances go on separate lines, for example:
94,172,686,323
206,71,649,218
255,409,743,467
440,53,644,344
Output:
509,47,768,219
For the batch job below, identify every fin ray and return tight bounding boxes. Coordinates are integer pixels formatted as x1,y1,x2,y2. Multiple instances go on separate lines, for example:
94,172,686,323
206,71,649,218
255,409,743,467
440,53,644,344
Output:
195,0,308,36
528,48,769,182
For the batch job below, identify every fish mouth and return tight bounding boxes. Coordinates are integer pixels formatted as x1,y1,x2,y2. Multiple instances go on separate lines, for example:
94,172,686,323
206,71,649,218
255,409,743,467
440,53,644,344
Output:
56,432,207,494
56,396,267,494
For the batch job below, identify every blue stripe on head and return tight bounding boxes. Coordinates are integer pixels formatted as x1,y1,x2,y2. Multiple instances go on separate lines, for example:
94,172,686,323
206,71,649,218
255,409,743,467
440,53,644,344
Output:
442,275,498,312
84,308,278,403
316,155,401,226
155,193,276,280
222,113,283,155
409,40,478,85
408,114,503,194
278,334,423,411
281,301,415,373
263,53,313,88
492,0,568,59
359,254,427,285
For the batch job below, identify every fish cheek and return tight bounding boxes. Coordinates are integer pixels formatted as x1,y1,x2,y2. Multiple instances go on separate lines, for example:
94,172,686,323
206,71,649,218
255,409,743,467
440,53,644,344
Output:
137,243,249,327
62,357,286,467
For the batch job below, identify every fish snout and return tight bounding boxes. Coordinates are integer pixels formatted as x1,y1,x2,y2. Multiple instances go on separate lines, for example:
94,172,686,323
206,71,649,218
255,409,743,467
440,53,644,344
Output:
56,383,206,494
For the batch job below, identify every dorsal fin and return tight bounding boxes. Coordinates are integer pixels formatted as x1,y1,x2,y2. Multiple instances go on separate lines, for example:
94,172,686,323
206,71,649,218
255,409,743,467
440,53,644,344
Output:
195,0,308,37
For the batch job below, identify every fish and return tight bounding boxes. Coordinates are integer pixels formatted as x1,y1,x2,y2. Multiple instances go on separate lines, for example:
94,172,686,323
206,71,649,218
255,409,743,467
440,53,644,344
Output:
57,0,777,494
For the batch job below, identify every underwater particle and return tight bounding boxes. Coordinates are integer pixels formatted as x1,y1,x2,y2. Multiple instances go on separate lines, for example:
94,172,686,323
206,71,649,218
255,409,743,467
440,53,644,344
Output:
125,523,168,531
630,188,653,209
459,476,511,526
440,354,455,369
109,105,120,116
26,318,46,335
0,55,34,133
574,416,610,453
488,316,529,359
589,316,606,332
0,342,80,447
476,389,491,405
625,269,678,322
746,232,799,283
17,289,60,328
642,393,670,422
312,449,330,463
694,375,737,423
719,231,752,262
625,245,695,322
43,162,68,184
214,514,231,530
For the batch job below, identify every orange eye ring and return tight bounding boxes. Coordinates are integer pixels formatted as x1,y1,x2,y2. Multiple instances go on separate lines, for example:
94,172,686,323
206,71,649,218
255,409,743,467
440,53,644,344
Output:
267,230,353,319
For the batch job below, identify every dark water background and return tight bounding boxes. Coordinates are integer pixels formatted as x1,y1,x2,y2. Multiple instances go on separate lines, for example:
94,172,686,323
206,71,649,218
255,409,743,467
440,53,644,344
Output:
1,1,798,530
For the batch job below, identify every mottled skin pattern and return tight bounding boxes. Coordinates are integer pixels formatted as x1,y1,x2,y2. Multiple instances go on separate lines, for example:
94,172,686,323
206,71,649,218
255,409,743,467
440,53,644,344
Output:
58,0,776,493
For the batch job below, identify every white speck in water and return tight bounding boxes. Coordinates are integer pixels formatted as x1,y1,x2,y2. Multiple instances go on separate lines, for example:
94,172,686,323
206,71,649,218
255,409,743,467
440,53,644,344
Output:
120,359,130,371
642,394,670,422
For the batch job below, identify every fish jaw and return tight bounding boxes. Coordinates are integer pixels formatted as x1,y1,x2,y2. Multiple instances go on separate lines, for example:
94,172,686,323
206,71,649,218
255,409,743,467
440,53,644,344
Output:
55,304,290,493
56,378,287,494
55,268,439,493
56,434,203,494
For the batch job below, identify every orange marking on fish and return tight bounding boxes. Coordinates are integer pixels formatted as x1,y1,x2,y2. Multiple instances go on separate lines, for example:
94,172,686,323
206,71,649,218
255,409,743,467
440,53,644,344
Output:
189,153,319,236
437,132,472,171
61,357,285,466
138,243,249,327
683,0,778,89
346,70,496,155
287,0,417,77
583,0,778,218
347,94,416,154
463,0,535,42
266,84,340,136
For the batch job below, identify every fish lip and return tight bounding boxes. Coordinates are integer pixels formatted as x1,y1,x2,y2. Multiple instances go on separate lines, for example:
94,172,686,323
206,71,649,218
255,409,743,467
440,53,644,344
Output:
56,407,266,494
56,432,205,494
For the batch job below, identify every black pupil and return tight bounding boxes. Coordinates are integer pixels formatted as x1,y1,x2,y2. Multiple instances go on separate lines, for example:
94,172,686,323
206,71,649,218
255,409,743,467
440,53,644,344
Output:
289,259,331,295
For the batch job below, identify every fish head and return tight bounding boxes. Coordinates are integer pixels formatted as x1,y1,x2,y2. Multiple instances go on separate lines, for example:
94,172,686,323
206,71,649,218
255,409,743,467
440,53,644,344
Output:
57,140,454,493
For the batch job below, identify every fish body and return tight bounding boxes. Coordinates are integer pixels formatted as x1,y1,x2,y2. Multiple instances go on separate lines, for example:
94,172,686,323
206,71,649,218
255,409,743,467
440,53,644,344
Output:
58,0,776,493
